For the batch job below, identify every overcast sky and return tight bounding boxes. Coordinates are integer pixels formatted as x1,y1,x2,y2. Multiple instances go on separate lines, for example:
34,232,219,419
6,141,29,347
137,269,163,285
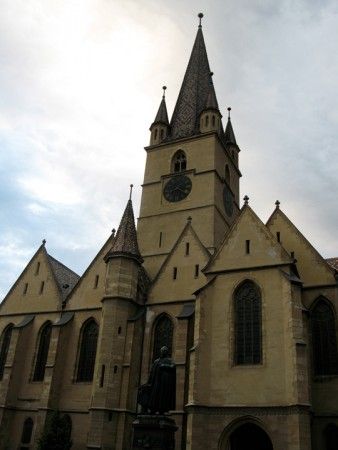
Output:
0,0,337,299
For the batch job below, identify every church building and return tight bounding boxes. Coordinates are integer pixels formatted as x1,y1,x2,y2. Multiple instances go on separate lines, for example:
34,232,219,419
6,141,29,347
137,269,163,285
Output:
0,14,337,450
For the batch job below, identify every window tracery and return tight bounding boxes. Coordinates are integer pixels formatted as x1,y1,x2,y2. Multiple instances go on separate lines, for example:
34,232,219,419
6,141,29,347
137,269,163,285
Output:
0,325,13,380
33,322,52,381
311,299,338,376
234,281,262,365
172,150,187,173
152,314,174,361
76,319,99,382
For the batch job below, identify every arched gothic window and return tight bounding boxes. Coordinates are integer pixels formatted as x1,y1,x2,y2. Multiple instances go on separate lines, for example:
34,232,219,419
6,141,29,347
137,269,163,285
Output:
225,164,230,185
234,281,262,365
0,324,13,380
76,319,99,382
33,322,52,381
21,417,33,445
172,150,187,173
311,299,338,376
152,314,174,361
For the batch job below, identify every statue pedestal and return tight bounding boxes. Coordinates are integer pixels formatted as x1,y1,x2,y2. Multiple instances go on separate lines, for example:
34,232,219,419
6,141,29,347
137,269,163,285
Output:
132,414,178,450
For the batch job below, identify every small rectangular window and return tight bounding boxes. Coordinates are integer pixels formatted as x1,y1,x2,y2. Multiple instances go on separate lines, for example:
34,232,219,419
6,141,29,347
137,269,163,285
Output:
246,240,250,254
23,283,28,295
94,274,99,289
39,281,45,295
159,232,162,248
185,242,190,255
291,251,295,259
35,262,40,275
100,364,105,387
173,267,177,280
276,231,280,243
195,264,199,278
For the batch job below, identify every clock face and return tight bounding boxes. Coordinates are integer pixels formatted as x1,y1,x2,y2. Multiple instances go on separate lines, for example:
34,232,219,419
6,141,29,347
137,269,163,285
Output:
223,185,234,217
163,175,192,202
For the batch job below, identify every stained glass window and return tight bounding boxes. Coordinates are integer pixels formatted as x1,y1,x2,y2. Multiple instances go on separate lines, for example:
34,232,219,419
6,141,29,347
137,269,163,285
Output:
153,315,174,361
311,299,338,376
234,281,262,365
0,325,13,380
21,417,33,444
33,323,52,381
76,320,99,382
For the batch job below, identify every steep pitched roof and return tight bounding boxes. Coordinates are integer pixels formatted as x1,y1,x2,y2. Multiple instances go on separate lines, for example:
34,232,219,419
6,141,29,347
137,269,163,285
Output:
105,199,142,263
47,254,80,301
224,117,237,145
204,80,219,111
169,26,218,140
326,257,338,271
151,95,169,128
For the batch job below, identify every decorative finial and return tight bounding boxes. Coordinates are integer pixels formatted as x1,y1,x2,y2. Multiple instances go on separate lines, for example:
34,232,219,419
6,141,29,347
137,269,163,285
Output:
42,239,46,246
227,107,231,119
275,200,280,209
243,195,249,205
187,216,192,223
162,85,167,98
198,12,204,27
112,228,116,237
129,184,134,200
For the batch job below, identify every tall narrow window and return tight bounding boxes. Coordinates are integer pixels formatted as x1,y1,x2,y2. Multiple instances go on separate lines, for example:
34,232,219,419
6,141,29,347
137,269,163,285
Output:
23,283,28,295
205,115,209,127
225,164,230,185
153,314,174,361
173,267,177,280
33,322,52,381
311,299,338,376
160,129,164,140
195,264,199,278
0,325,13,380
234,281,262,365
159,232,162,248
154,129,158,140
76,319,99,382
172,150,186,173
39,281,45,295
246,240,250,254
276,231,280,243
185,242,190,256
94,275,99,289
35,262,40,275
21,417,33,445
212,115,216,127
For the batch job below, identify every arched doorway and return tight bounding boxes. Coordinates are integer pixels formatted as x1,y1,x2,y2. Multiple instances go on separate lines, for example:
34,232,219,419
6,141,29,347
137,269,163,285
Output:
225,422,273,450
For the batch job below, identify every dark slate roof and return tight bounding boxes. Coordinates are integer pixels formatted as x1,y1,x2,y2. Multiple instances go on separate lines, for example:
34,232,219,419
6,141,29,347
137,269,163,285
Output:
169,26,219,140
326,257,338,271
48,255,80,301
105,200,142,262
224,117,237,145
205,81,219,111
152,96,169,127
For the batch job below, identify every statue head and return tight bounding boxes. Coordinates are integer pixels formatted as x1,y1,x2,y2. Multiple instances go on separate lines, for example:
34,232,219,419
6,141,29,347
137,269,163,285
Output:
160,346,169,358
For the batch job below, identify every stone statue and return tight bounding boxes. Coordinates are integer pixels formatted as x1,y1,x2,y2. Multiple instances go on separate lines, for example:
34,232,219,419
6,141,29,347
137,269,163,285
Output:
138,346,176,414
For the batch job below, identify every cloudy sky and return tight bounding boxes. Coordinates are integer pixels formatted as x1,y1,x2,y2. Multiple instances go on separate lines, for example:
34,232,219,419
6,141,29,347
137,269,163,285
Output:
0,0,337,299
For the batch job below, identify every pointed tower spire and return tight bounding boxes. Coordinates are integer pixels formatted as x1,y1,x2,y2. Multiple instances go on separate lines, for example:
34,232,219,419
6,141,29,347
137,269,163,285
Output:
224,107,237,145
152,86,169,126
149,86,170,145
105,197,142,264
170,14,219,140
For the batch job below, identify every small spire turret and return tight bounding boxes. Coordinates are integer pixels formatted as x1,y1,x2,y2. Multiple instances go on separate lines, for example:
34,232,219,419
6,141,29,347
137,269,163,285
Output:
199,72,222,134
150,86,170,145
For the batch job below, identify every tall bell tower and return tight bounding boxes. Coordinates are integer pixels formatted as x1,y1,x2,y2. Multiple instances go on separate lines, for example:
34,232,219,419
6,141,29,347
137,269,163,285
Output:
137,14,242,278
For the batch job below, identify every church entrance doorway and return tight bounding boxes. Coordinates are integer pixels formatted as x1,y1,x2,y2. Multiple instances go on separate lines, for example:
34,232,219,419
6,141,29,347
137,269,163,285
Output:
228,422,273,450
